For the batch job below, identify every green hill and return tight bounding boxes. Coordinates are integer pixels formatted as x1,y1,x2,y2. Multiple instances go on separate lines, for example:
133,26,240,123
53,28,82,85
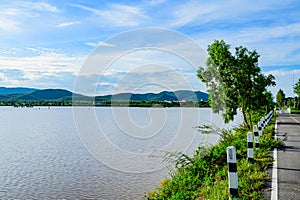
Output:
19,89,73,101
0,87,38,95
95,90,208,102
0,87,208,105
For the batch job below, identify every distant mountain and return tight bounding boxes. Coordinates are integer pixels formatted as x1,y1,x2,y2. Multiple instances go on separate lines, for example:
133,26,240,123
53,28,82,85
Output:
0,89,88,102
18,89,74,101
95,90,208,102
0,87,208,102
0,87,38,95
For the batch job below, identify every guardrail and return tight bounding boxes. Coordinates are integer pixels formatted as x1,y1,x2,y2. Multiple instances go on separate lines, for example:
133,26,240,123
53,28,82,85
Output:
227,111,274,199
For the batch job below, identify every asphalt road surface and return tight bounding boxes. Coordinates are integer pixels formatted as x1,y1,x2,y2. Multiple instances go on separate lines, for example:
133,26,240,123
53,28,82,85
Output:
276,112,300,200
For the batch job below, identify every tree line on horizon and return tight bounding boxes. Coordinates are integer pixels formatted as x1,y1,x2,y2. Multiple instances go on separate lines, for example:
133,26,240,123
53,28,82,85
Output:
276,79,300,110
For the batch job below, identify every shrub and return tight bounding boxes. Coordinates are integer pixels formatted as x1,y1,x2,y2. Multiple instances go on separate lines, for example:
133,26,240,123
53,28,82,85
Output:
145,115,283,200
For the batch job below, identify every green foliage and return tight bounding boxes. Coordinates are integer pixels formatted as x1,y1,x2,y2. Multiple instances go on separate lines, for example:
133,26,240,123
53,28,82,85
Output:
291,108,300,114
259,125,284,151
146,116,283,200
197,40,232,120
197,40,275,129
293,80,300,109
276,89,285,108
294,78,300,97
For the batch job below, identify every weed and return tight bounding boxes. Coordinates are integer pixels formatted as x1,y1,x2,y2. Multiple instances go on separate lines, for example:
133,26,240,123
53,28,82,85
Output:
145,115,283,200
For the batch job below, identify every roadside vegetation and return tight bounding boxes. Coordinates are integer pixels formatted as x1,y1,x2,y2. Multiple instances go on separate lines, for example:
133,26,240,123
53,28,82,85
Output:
292,78,300,112
146,116,283,200
276,89,285,109
291,108,300,114
275,77,300,112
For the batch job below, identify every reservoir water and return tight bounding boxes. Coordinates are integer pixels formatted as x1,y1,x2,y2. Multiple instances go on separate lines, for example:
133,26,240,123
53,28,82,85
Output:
0,107,242,199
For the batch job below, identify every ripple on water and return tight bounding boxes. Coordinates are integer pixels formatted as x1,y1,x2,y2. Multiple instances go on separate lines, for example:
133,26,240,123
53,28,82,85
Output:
0,107,242,199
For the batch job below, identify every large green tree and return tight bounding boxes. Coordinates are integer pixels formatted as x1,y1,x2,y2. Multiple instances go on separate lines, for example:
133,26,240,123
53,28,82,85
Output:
197,40,275,129
294,78,300,109
276,89,285,108
294,78,300,97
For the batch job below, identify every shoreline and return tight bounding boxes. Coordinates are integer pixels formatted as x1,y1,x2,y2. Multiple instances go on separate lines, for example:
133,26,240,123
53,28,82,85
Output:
146,112,283,199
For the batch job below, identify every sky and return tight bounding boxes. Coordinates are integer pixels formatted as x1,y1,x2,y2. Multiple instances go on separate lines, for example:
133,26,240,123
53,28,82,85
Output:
0,0,300,97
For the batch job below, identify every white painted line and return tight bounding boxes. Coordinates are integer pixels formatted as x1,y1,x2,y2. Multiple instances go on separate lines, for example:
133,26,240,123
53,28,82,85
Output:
271,120,278,200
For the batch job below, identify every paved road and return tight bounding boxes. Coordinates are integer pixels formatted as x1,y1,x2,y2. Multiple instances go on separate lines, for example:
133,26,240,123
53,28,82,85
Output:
276,112,300,200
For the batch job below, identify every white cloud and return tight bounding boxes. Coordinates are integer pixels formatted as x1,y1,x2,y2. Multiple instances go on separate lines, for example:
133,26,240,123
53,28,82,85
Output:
264,69,300,77
112,66,197,94
26,47,37,51
22,2,59,13
85,41,115,47
148,0,167,6
0,76,20,85
0,8,22,32
191,21,300,67
0,72,7,82
25,47,64,55
171,1,216,27
0,1,59,33
56,21,80,28
72,3,146,27
0,53,83,74
0,48,20,55
100,42,116,47
0,0,298,95
77,34,207,95
265,69,300,97
2,8,20,16
170,0,293,27
0,49,84,89
232,22,300,44
0,18,21,32
75,49,205,95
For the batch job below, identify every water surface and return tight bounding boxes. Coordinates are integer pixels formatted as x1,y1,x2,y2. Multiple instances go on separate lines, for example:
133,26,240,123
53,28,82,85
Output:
0,107,242,199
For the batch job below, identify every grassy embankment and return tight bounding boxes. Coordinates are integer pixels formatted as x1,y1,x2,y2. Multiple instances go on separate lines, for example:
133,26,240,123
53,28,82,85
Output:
146,115,283,200
291,108,300,114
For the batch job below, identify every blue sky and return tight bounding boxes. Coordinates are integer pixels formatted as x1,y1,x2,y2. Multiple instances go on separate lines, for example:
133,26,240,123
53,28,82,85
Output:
0,0,299,97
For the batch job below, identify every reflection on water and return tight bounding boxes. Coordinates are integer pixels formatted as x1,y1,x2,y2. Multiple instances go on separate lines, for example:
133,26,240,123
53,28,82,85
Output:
0,107,242,199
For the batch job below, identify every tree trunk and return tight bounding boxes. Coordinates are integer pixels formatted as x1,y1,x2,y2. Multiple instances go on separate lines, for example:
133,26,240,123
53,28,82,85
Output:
248,110,253,129
242,106,250,129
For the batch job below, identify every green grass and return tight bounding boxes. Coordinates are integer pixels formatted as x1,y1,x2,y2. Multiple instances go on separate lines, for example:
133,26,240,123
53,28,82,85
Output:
291,109,300,114
145,117,283,200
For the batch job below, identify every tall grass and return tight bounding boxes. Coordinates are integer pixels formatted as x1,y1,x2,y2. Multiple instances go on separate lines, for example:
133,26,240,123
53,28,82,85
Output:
146,117,283,200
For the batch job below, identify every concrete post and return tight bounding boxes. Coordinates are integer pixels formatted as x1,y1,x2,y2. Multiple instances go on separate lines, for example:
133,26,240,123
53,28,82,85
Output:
227,146,238,199
253,125,259,149
247,132,254,163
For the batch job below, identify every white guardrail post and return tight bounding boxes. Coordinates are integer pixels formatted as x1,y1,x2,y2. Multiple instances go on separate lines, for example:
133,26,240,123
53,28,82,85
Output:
247,132,254,163
258,121,263,136
253,125,259,149
227,146,238,199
